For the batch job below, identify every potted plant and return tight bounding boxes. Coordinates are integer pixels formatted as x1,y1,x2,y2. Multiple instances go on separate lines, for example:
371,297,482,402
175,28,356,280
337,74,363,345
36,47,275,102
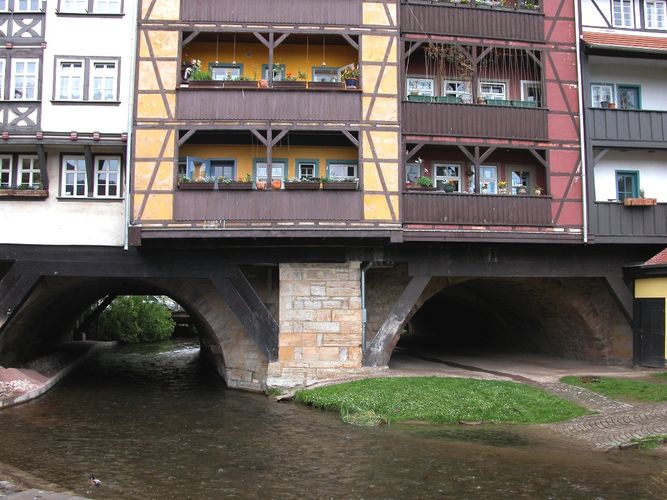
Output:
222,75,258,89
284,177,321,190
533,185,543,196
443,180,456,193
271,178,283,189
217,174,254,190
341,65,359,89
256,179,267,190
497,180,507,194
407,176,434,190
624,189,657,206
2,182,49,198
178,175,216,190
273,71,307,89
517,185,528,195
186,60,213,87
321,177,359,190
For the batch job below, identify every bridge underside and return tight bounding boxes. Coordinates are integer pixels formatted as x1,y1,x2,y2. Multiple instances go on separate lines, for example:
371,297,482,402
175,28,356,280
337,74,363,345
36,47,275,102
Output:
0,242,659,389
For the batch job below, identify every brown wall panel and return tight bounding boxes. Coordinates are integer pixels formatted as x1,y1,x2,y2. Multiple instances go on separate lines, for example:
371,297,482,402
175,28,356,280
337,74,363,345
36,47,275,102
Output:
591,202,667,238
588,109,667,144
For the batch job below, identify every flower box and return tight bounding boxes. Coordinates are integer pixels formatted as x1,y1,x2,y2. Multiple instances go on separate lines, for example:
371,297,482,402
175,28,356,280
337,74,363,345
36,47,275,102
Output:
322,181,359,191
284,181,320,190
405,185,436,191
0,188,49,198
222,81,258,89
624,197,657,206
308,81,345,90
272,81,307,89
218,182,253,190
178,182,215,190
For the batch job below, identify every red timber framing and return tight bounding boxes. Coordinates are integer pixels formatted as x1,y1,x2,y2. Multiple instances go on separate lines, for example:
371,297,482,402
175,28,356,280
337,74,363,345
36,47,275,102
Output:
399,0,583,240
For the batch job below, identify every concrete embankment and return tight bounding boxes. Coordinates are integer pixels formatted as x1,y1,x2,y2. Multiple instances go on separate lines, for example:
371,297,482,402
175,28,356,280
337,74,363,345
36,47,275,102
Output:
0,461,90,500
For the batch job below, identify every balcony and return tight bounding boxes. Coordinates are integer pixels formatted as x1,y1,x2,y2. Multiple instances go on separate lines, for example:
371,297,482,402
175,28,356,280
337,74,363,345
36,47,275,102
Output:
401,0,544,43
404,191,552,226
180,0,362,25
587,108,667,146
403,101,547,140
590,202,667,241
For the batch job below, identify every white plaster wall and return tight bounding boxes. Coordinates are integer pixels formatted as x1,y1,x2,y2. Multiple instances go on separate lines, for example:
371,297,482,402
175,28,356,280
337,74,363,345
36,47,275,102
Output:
589,57,667,110
41,3,136,132
581,0,667,35
0,148,125,246
594,149,667,201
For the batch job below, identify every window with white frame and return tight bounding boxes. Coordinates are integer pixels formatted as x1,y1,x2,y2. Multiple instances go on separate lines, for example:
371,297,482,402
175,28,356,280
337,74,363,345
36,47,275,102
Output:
646,0,666,29
407,77,434,97
11,59,38,100
0,1,7,11
210,64,241,81
95,156,120,197
312,67,338,82
443,80,471,101
16,0,41,11
18,155,41,187
256,161,286,181
479,166,498,194
297,161,317,179
61,0,86,12
520,80,542,106
62,156,87,197
58,61,84,100
91,61,117,101
480,82,507,101
591,83,614,108
93,0,121,13
434,163,461,192
0,59,5,100
509,167,532,194
0,156,12,188
328,162,358,179
612,0,634,27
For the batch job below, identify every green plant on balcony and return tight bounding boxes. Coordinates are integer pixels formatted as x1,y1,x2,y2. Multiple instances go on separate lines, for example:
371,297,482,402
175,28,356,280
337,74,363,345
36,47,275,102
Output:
417,176,433,188
189,68,212,81
341,65,360,89
498,180,507,194
533,185,543,196
17,182,44,190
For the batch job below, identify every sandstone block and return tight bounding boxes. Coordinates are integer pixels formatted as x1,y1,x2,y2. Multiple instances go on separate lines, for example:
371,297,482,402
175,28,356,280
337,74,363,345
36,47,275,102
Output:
279,332,318,347
306,321,341,333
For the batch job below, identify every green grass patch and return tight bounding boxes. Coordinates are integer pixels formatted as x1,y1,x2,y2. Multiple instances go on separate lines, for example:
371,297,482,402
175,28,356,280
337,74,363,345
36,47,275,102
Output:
653,372,667,381
294,377,586,426
561,375,667,403
630,434,667,450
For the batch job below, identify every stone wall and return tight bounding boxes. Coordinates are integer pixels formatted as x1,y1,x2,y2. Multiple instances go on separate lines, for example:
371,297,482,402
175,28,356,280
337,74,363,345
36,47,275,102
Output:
268,262,379,387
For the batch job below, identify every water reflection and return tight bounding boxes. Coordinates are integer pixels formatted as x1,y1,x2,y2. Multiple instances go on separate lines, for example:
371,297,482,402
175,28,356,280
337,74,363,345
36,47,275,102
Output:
0,340,664,499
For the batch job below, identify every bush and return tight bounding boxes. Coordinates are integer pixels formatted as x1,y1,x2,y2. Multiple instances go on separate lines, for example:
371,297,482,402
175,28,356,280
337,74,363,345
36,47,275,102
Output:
97,296,175,343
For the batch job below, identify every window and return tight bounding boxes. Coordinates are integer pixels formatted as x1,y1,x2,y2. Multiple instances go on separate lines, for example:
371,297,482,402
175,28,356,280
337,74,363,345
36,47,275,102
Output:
58,61,84,100
95,156,120,197
312,66,338,82
93,0,121,13
612,0,634,27
591,83,614,108
479,165,498,194
407,77,434,97
18,155,41,187
62,156,87,197
262,64,285,81
0,59,5,100
0,1,7,12
61,0,86,12
256,161,286,180
616,170,639,201
209,159,235,180
0,156,12,188
617,85,641,109
443,80,471,101
210,64,242,81
91,62,117,101
297,161,318,179
646,1,666,28
11,59,38,100
15,0,41,11
405,163,420,184
509,168,532,194
328,162,358,179
480,82,507,101
521,80,542,107
434,163,461,192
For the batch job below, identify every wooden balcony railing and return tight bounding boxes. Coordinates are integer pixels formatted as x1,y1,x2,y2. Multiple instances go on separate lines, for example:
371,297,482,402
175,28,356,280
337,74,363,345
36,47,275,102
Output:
587,108,667,145
402,101,548,140
176,88,362,123
180,0,362,25
590,202,667,239
174,190,363,222
401,1,544,43
404,191,553,226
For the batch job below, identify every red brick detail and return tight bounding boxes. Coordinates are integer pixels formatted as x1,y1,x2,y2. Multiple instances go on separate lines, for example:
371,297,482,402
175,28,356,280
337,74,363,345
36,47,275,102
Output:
583,32,667,53
645,248,667,266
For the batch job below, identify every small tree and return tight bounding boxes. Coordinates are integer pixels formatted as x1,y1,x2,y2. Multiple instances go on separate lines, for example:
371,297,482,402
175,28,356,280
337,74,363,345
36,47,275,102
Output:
97,296,175,343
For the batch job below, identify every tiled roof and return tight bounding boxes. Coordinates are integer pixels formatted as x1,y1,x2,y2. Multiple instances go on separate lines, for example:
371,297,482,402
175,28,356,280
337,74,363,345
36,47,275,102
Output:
645,248,667,266
583,32,667,53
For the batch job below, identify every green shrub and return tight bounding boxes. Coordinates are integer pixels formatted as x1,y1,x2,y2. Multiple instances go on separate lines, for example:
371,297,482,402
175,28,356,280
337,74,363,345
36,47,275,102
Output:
97,296,175,343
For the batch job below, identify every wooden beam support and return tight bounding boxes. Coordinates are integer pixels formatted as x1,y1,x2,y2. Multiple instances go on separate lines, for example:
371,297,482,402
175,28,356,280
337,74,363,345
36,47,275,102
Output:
0,263,40,334
456,145,476,164
177,129,197,147
249,128,269,146
253,32,271,49
266,128,273,186
592,148,610,167
342,34,359,51
528,148,547,168
525,49,543,68
84,145,94,198
406,143,425,161
404,41,423,60
273,32,290,48
341,130,359,148
182,31,201,47
606,274,633,322
268,32,275,85
77,294,116,336
364,275,431,367
270,128,289,147
36,143,48,189
479,146,497,164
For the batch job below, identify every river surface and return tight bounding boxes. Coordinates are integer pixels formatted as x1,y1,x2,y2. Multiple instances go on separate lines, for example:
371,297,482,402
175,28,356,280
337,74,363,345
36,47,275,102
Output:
0,340,665,499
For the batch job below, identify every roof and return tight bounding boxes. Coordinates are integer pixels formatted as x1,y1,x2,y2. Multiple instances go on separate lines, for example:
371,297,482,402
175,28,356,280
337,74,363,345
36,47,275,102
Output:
583,32,667,53
645,248,667,266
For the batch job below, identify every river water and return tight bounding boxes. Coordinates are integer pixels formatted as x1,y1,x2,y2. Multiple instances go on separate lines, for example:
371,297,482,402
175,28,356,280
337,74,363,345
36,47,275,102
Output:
0,340,665,499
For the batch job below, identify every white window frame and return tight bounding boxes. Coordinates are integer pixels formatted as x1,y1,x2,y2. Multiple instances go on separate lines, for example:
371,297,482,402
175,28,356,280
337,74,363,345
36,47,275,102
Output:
0,1,7,12
90,61,117,101
312,66,338,83
18,155,40,188
507,166,535,195
60,0,87,13
210,64,242,82
406,77,434,97
0,59,5,100
93,0,121,13
327,162,358,180
479,165,498,194
297,161,317,179
480,81,507,101
591,83,614,108
11,58,39,101
0,155,12,188
61,156,87,198
15,0,41,12
434,163,461,192
612,0,634,28
256,161,286,181
520,80,542,104
443,80,471,101
57,60,84,101
94,156,121,198
645,0,667,29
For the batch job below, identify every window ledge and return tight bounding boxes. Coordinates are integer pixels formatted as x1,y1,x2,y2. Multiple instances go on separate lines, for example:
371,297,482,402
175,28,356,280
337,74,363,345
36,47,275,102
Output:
50,100,121,106
55,11,124,18
57,196,124,201
0,189,48,199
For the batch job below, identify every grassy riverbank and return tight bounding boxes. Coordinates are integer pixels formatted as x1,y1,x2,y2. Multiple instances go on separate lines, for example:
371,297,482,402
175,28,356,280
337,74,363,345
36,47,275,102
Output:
561,373,667,403
294,377,586,426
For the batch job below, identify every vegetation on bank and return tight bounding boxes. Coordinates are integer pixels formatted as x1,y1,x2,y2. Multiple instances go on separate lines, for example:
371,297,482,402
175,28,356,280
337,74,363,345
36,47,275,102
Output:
561,374,667,403
630,434,667,450
96,296,175,343
294,377,587,426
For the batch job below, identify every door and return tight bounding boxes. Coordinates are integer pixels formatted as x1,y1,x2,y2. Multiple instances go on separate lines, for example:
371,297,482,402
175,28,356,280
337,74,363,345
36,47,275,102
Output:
634,298,666,368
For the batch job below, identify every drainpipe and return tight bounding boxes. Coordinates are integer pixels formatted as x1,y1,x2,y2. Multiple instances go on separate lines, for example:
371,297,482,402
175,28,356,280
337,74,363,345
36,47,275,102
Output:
123,1,139,251
574,0,589,244
360,262,374,352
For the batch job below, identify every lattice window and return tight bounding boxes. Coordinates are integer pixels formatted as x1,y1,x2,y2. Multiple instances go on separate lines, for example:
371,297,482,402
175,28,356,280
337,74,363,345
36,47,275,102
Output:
95,156,121,197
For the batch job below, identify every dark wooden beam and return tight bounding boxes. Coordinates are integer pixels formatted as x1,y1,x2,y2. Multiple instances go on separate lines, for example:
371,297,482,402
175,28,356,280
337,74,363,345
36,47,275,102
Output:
249,128,269,146
525,49,542,68
273,32,290,48
182,31,201,47
404,41,423,60
266,128,273,186
36,144,48,189
342,33,359,51
270,128,289,147
0,263,40,334
77,294,116,336
592,148,610,167
456,145,476,164
606,275,633,322
406,143,425,161
364,275,431,367
528,148,547,168
177,129,197,147
253,32,271,49
84,145,94,197
341,130,359,148
479,146,497,164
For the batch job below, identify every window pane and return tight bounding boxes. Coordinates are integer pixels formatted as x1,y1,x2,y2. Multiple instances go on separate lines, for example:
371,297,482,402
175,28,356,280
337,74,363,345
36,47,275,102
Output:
92,62,116,101
407,78,434,97
0,156,12,188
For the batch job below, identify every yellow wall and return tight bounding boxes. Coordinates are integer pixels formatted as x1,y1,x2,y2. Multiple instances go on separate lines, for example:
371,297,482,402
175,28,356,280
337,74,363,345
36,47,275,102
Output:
178,144,358,180
635,277,667,358
185,42,358,81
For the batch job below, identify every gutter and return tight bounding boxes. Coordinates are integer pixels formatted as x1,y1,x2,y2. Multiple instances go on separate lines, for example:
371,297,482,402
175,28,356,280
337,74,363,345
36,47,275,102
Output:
360,262,374,352
574,0,589,244
123,1,139,252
